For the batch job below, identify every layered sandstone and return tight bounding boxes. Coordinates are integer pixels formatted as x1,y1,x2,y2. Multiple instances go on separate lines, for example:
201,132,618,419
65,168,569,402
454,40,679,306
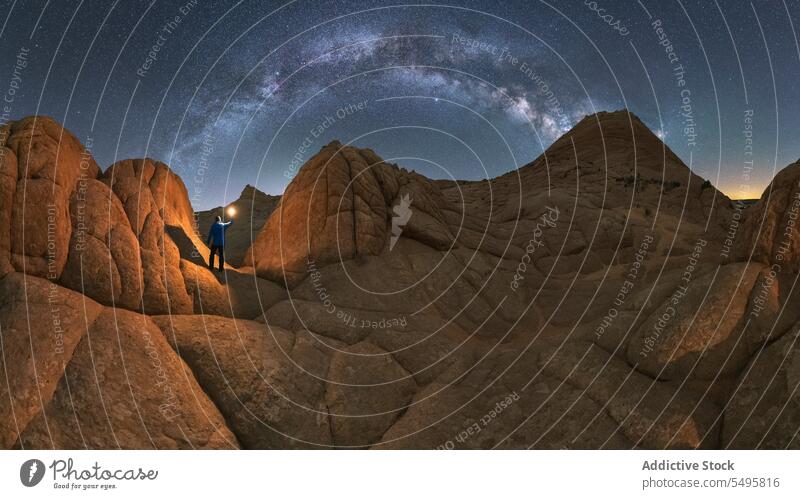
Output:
243,141,454,286
3,111,800,449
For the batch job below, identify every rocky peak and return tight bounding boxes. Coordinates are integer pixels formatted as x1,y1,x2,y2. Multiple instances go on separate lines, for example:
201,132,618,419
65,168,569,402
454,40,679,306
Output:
240,183,263,199
541,109,682,174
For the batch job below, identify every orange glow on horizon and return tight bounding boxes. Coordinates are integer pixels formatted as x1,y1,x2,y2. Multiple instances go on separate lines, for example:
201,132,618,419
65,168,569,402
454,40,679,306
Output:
715,182,765,201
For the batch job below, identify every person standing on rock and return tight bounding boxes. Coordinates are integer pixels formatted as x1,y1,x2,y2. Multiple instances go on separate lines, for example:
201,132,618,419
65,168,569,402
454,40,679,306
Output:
206,215,233,272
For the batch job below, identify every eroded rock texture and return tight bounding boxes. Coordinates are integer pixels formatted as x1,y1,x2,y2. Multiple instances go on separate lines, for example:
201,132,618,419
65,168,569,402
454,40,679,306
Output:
1,116,100,278
244,141,453,286
3,111,800,449
1,272,238,449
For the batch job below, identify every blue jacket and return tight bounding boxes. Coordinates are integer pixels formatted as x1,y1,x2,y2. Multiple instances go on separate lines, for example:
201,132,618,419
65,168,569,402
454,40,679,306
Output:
206,220,233,247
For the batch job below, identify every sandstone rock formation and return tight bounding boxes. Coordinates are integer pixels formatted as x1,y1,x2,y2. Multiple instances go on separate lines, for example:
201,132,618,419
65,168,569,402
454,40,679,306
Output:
1,272,238,449
1,116,100,279
722,326,800,449
3,110,800,449
153,315,333,449
325,341,417,447
60,178,143,310
179,258,285,319
0,272,102,449
243,141,454,286
738,161,800,266
102,158,194,315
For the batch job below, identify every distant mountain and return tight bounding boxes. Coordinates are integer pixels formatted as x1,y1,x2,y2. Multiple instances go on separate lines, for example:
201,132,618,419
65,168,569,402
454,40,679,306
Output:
196,185,280,267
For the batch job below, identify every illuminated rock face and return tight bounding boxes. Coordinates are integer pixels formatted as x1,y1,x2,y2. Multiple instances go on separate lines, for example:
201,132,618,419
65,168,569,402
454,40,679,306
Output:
0,272,103,449
1,116,100,279
60,178,143,310
101,158,194,315
1,273,238,450
243,140,453,287
4,111,800,449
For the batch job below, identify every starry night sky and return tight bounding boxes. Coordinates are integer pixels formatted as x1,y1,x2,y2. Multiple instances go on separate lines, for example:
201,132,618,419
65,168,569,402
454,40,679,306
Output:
1,0,799,209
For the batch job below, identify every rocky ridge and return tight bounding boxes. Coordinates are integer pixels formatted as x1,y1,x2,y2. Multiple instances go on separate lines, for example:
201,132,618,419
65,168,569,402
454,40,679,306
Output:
2,111,800,449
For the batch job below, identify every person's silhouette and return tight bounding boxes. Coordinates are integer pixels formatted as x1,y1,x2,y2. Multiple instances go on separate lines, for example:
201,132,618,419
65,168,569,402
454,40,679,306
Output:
206,215,233,271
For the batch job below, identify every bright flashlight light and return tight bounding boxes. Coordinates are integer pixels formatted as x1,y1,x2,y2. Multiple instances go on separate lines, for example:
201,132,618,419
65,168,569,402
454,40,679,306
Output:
226,206,236,217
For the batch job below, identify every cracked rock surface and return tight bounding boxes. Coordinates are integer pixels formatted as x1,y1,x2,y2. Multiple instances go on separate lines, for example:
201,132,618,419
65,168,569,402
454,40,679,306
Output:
3,111,800,448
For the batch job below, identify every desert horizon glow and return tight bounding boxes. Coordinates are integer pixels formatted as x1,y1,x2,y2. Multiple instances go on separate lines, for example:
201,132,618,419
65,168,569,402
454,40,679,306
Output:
714,176,768,201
